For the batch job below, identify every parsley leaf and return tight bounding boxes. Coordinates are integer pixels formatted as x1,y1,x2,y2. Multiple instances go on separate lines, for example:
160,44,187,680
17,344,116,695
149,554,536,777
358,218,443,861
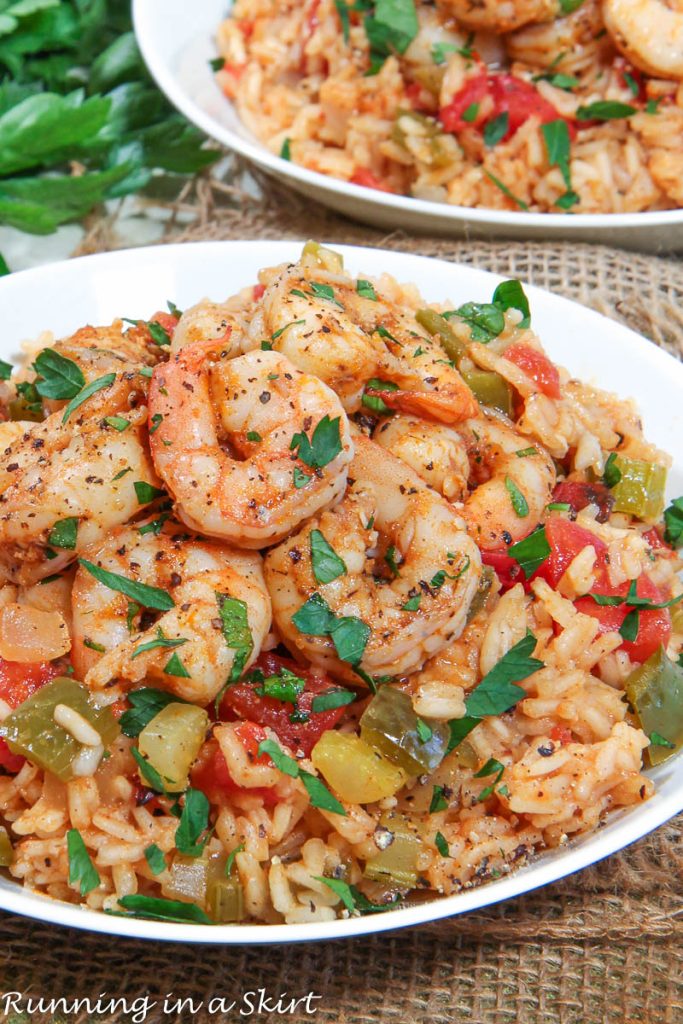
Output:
483,111,508,147
133,481,166,505
34,348,85,399
310,688,357,712
505,476,530,517
434,831,449,857
119,687,188,738
402,594,421,612
576,100,636,120
474,757,505,801
116,895,211,925
664,497,683,548
280,137,291,161
492,279,531,328
484,170,529,210
293,467,312,489
508,526,550,578
290,415,343,468
258,738,346,814
256,666,305,703
163,652,191,678
48,516,78,550
216,593,253,684
62,372,116,423
649,731,675,750
67,828,100,896
364,0,419,75
429,784,448,812
175,789,211,857
619,608,640,642
310,529,347,584
314,876,399,913
445,302,505,343
78,558,174,611
603,452,622,488
356,278,378,300
144,843,166,876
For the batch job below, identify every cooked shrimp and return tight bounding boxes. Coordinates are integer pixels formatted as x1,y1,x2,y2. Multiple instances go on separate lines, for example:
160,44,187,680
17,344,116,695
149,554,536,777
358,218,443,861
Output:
372,414,470,501
603,0,683,80
50,324,160,372
72,523,271,703
506,0,613,78
148,339,353,548
0,369,161,586
459,412,556,550
265,434,481,682
436,0,559,34
258,262,478,423
171,300,245,355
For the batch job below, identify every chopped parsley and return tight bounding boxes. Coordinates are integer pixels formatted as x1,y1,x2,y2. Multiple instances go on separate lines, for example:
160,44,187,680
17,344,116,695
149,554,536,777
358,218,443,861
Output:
290,415,343,468
576,100,636,121
508,526,550,578
67,828,100,896
78,559,174,611
175,789,211,857
120,687,188,738
483,112,509,148
429,784,448,813
61,372,116,423
310,529,347,584
505,476,530,518
663,496,683,548
314,875,400,913
292,593,370,668
257,738,346,814
34,349,85,400
48,516,78,550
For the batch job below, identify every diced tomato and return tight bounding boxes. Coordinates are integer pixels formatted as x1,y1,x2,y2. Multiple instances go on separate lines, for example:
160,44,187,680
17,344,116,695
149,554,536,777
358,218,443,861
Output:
575,575,671,665
252,283,266,301
642,527,673,554
349,168,394,193
504,344,561,399
0,658,60,711
237,18,255,39
0,738,25,774
440,72,566,140
190,735,278,808
149,311,179,338
219,653,351,756
551,480,614,524
217,63,247,99
535,517,609,589
481,550,527,593
549,724,573,746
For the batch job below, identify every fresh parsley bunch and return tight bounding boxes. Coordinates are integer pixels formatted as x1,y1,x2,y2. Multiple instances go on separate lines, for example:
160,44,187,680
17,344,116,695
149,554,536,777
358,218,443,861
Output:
0,0,219,234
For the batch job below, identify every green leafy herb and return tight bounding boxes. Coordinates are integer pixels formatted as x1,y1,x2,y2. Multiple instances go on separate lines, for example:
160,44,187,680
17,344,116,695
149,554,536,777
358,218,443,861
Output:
663,497,683,548
175,789,211,857
384,544,401,578
429,784,448,813
225,842,244,876
133,480,165,505
541,118,574,201
645,98,662,115
149,413,163,434
415,717,432,744
310,688,357,713
402,594,421,612
83,638,105,653
271,319,306,341
431,41,459,65
209,56,225,72
505,476,530,518
308,281,344,308
445,302,504,343
79,558,174,610
314,875,399,913
434,831,449,857
216,593,253,684
132,627,188,660
356,278,378,300
364,0,419,75
310,529,347,584
61,372,115,423
588,580,683,612
246,431,261,442
546,502,570,512
34,348,84,399
292,593,370,667
293,467,312,488
120,687,187,738
144,843,166,876
104,415,129,431
138,512,171,537
290,415,343,469
649,731,675,750
533,71,579,90
483,112,508,148
0,358,12,380
619,608,640,642
508,526,550,578
576,101,636,121
603,452,622,488
66,828,100,896
558,0,585,11
461,101,479,122
474,757,505,801
147,321,171,347
131,747,168,793
516,447,538,458
492,279,531,328
362,377,398,413
484,170,529,210
116,894,211,925
280,137,291,161
292,593,338,636
48,516,78,550
256,666,305,703
258,739,346,814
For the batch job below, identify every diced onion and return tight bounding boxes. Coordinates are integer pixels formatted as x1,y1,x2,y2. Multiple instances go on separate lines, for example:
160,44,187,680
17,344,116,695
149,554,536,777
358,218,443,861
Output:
0,603,71,662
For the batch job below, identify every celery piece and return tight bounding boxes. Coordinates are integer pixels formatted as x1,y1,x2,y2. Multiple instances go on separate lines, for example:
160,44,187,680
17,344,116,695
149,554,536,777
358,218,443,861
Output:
625,646,683,765
364,811,423,888
610,457,667,521
461,369,513,416
415,308,467,364
360,686,449,775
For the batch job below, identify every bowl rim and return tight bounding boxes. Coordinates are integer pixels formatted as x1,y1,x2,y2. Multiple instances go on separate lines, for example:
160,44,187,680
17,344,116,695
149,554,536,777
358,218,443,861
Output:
132,0,683,232
0,238,681,945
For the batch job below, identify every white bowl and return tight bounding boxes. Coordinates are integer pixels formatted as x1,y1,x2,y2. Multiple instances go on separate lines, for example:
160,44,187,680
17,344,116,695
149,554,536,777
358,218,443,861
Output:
133,0,683,253
0,240,681,943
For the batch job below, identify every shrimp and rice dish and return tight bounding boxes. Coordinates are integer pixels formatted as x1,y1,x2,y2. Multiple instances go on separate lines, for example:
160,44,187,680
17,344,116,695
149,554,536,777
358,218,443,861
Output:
0,241,680,928
215,0,683,215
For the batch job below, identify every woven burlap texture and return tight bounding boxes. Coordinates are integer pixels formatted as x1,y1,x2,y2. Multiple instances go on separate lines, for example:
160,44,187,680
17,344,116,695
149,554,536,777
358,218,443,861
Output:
1,172,679,1024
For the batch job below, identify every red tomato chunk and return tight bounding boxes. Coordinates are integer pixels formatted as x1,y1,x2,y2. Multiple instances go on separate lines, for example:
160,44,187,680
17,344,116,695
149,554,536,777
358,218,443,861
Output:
219,653,350,756
440,73,564,140
504,344,561,399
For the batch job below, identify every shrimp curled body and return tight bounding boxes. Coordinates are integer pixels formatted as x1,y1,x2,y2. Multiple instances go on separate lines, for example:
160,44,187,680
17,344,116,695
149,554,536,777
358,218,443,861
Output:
72,524,271,704
603,0,683,80
148,340,354,549
265,435,482,683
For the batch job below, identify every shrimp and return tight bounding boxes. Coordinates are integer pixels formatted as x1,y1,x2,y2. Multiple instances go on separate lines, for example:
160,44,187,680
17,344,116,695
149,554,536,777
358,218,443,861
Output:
506,0,614,79
603,0,683,80
257,262,478,423
72,523,271,704
148,339,353,548
264,434,482,682
459,412,556,550
0,369,161,586
435,0,560,34
171,300,246,355
372,414,470,501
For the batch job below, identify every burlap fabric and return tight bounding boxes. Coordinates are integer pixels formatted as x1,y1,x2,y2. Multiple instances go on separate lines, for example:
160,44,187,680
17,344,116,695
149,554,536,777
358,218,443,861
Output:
0,171,680,1024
